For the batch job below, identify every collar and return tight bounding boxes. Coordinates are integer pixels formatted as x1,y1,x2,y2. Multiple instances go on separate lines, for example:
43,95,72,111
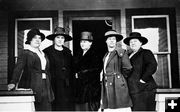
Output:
24,45,44,55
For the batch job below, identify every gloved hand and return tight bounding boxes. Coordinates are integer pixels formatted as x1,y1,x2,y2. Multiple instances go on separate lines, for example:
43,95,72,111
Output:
8,84,15,91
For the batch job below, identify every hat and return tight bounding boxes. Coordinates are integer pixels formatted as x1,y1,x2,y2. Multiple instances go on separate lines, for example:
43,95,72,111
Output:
123,32,148,45
104,30,123,42
25,28,45,44
46,27,72,41
80,31,93,41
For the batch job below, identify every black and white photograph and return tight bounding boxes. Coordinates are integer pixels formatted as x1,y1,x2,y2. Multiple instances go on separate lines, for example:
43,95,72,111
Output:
0,0,180,111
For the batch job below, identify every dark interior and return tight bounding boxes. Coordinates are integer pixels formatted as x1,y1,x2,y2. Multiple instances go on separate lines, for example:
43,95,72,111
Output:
72,20,112,58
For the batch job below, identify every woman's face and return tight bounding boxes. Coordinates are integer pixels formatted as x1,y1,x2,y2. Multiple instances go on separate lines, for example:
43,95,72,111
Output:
80,40,92,51
129,38,142,51
54,35,65,47
106,36,117,48
30,35,42,48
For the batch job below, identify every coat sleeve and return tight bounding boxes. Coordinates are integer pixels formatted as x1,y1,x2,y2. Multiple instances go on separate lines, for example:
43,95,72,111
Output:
121,50,133,77
141,50,158,82
117,49,132,77
10,50,27,84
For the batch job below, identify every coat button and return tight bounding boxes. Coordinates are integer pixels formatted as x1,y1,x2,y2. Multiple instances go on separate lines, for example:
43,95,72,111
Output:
109,82,112,85
117,75,120,78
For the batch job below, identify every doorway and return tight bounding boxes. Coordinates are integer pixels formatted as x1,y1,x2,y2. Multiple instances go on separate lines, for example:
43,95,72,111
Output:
63,10,121,58
72,20,112,58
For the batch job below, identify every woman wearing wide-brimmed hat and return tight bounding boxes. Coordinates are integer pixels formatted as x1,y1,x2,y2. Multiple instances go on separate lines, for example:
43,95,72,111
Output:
100,30,133,112
74,31,103,111
8,28,54,111
123,32,158,111
43,27,75,111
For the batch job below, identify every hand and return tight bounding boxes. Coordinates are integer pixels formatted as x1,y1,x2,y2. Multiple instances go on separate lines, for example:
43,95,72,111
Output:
8,84,15,91
100,70,103,81
140,79,146,83
75,73,78,79
98,99,103,112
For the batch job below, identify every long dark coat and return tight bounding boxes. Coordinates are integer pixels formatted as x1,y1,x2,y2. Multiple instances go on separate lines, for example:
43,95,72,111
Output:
127,47,158,94
43,45,75,111
101,49,132,109
10,49,54,103
74,48,103,104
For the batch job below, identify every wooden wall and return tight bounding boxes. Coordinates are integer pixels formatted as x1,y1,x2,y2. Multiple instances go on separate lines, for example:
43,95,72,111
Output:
0,11,8,90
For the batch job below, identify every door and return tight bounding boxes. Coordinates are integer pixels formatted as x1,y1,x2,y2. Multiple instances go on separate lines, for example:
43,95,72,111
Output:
72,20,112,58
63,10,121,58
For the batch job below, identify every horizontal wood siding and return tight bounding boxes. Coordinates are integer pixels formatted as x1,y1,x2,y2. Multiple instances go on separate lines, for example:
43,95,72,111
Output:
0,11,8,90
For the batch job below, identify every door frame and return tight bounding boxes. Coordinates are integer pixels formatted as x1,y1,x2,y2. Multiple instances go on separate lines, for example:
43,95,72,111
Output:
63,10,121,52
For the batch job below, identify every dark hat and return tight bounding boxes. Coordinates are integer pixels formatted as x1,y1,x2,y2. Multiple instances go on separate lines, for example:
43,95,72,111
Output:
46,27,72,41
123,32,148,45
25,28,45,44
104,30,123,42
80,31,93,41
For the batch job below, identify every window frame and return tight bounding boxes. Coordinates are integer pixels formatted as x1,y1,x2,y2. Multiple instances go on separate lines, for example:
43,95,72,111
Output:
131,15,172,88
125,8,179,88
15,18,53,61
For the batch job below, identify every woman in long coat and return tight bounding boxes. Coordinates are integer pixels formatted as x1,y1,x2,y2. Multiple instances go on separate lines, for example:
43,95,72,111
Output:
43,27,75,111
123,32,158,111
8,28,54,111
74,31,103,111
100,30,132,112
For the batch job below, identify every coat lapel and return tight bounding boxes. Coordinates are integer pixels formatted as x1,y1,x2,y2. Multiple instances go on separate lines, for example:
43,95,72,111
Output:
79,49,91,64
105,50,116,68
130,47,143,60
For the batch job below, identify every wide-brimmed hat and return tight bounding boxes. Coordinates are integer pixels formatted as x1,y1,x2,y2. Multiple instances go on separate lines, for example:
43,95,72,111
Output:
25,28,45,44
46,27,72,41
123,32,148,45
104,30,123,42
80,31,93,41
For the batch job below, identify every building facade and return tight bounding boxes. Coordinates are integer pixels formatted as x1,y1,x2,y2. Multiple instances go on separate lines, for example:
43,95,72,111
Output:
0,0,180,90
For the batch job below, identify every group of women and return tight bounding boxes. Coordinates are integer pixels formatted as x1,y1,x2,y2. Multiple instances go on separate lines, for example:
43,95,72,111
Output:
8,27,158,112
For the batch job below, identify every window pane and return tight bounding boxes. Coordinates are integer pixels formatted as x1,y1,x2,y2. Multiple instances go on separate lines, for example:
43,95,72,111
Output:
153,54,170,88
133,17,169,52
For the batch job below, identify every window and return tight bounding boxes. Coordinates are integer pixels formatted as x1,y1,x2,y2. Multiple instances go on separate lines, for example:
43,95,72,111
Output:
15,18,53,61
132,15,171,88
126,8,179,88
8,11,58,83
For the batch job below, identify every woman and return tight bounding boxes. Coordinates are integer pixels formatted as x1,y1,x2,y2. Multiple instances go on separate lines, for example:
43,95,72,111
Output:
123,32,158,111
74,31,103,111
100,30,132,112
43,27,75,111
8,28,54,111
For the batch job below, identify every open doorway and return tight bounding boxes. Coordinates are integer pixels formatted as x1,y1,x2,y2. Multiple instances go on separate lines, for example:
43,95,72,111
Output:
72,20,112,58
63,10,121,58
